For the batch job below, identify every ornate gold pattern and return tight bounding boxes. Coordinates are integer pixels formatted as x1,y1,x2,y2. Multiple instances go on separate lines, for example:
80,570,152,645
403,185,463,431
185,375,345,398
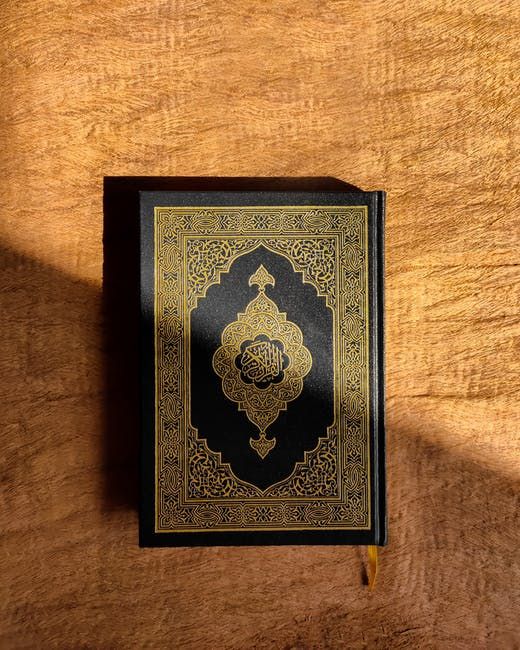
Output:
248,264,275,291
212,266,312,458
154,206,370,532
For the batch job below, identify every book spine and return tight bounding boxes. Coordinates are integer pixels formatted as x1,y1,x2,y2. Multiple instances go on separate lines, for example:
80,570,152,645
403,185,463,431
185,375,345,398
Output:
374,190,387,545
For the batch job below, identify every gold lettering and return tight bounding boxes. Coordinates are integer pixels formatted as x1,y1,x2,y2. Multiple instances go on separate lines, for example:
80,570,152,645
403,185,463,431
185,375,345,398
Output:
241,341,284,383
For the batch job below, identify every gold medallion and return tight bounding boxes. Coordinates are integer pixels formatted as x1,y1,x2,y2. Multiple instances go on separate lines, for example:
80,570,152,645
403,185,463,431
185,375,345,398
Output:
212,265,312,458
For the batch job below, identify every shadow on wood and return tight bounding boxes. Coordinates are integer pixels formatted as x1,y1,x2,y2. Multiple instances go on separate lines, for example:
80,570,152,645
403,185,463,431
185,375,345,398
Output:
101,176,360,511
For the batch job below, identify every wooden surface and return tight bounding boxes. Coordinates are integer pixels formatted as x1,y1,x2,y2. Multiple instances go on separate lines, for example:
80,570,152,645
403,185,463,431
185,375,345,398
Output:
1,2,519,648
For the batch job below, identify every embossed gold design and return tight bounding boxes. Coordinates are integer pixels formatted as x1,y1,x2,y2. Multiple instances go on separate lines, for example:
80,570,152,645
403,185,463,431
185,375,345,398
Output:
239,336,287,386
249,432,276,460
212,266,312,458
248,264,275,291
154,206,371,532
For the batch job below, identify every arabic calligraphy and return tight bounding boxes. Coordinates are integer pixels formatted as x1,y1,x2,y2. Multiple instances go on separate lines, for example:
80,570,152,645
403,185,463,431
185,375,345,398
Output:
237,335,289,387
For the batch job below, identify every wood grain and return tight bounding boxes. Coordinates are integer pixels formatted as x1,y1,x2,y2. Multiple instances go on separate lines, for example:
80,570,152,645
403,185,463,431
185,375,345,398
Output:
1,1,519,648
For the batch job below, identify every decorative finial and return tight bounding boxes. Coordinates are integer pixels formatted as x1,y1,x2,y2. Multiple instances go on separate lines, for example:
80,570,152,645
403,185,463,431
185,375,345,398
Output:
249,265,275,292
250,432,276,459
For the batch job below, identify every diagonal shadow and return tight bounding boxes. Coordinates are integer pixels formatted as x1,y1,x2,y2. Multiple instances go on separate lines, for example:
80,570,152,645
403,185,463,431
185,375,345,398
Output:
101,176,361,511
2,223,518,645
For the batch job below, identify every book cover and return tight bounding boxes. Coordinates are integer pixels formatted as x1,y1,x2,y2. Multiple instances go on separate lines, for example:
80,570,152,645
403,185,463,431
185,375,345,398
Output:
140,190,385,546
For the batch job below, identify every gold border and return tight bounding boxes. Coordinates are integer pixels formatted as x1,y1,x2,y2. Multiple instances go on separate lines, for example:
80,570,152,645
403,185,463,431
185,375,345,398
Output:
154,206,370,532
183,234,341,502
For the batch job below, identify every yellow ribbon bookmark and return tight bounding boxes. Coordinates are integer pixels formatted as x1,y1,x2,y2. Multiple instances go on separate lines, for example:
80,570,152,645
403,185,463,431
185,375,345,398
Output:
368,545,378,591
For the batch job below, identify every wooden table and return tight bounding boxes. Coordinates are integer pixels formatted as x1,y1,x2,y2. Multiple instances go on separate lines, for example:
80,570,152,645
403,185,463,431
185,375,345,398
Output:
2,2,518,647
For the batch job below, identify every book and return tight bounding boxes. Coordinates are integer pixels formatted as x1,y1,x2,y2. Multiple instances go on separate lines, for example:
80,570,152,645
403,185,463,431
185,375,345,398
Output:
140,190,385,546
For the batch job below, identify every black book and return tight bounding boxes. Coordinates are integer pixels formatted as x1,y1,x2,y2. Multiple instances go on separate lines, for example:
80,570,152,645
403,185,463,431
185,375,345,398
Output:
140,190,386,546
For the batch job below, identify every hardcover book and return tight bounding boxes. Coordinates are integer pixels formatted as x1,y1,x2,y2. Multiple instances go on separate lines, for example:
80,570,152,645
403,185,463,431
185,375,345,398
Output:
140,190,385,546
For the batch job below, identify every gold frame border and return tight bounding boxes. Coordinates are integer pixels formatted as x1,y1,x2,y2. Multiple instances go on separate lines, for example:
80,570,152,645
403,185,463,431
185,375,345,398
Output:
183,235,341,502
153,206,371,532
